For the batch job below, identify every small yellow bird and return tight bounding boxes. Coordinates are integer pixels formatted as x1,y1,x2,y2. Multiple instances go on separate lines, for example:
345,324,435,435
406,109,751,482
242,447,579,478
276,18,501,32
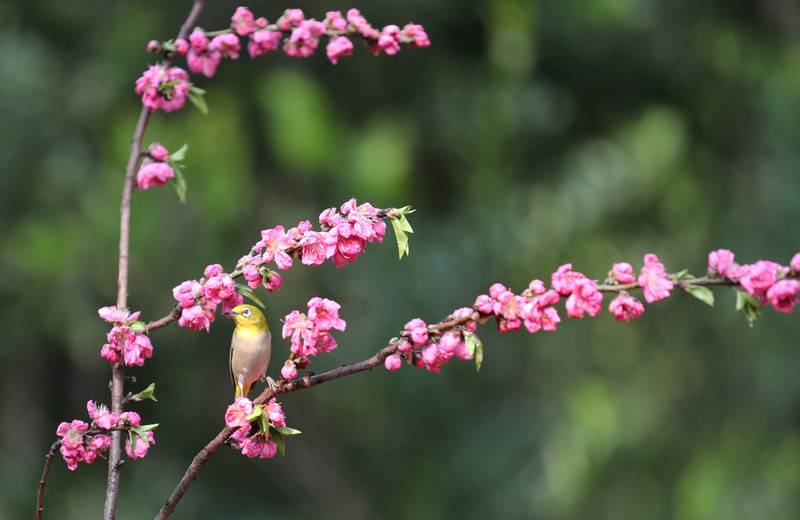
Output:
224,304,272,399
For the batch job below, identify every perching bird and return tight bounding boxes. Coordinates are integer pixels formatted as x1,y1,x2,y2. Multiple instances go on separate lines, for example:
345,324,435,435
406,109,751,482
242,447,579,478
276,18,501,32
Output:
224,304,272,399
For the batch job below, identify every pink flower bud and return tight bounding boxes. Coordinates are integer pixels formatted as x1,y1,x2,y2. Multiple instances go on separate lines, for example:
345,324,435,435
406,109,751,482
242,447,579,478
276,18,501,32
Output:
174,38,189,55
708,249,735,277
281,360,298,380
766,279,799,313
225,398,254,428
327,36,353,65
384,353,402,371
791,252,800,273
231,6,257,36
265,271,282,292
404,318,428,346
638,254,673,303
609,294,645,322
146,40,161,53
474,294,495,314
148,143,169,162
611,262,636,284
136,161,175,190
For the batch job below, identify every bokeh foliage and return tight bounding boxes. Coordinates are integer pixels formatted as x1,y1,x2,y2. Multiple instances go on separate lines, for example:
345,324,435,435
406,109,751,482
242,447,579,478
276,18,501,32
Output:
2,0,799,518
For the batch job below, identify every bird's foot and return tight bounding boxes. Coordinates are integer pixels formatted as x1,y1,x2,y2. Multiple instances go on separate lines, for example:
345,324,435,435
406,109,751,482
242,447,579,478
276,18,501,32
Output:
266,376,277,392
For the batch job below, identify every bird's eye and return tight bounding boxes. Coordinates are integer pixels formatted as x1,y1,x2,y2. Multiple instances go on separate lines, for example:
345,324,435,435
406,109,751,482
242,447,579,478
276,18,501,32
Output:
242,308,251,318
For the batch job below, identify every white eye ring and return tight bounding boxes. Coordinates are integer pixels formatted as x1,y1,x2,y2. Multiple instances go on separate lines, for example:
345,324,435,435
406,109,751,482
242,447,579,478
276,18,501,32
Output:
242,308,251,317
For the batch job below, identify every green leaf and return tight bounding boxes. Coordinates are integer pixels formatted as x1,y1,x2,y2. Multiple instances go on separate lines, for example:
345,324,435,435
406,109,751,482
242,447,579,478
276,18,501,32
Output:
259,411,269,435
129,321,147,333
271,427,286,456
138,423,159,433
390,219,410,259
171,164,187,203
128,430,137,452
684,285,715,307
131,382,157,402
236,284,265,309
188,86,208,115
275,426,302,436
246,404,263,423
673,269,694,281
161,39,175,52
736,291,763,327
397,213,414,233
170,143,188,162
463,332,484,372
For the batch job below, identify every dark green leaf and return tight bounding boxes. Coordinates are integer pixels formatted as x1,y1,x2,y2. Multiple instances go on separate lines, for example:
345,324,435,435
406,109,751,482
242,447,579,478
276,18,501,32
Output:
131,382,157,402
684,285,715,307
236,284,265,308
736,291,763,327
128,430,137,452
271,427,286,456
246,404,263,423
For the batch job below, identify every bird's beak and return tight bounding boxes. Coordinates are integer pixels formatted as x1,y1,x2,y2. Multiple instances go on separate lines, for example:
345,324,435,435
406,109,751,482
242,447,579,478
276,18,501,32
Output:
223,311,235,319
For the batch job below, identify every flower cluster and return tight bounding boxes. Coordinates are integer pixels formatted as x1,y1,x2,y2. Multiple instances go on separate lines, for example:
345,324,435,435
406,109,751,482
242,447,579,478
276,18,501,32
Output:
225,397,290,459
281,297,346,374
136,6,431,110
173,264,243,332
173,199,389,333
136,142,175,190
134,64,190,112
98,307,154,366
56,402,154,470
708,249,800,313
384,308,478,374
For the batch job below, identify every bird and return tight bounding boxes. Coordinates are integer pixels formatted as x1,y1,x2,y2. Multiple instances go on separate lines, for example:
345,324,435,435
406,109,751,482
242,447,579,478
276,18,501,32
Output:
224,304,272,399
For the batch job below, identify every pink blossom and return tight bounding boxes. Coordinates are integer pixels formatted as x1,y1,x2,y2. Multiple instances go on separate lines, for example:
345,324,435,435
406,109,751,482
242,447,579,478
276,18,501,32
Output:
210,33,241,59
474,294,495,314
420,341,451,374
56,420,89,470
611,262,636,284
609,294,645,322
740,260,783,303
331,231,367,268
277,8,305,30
101,326,136,365
439,331,466,359
284,19,326,58
400,23,431,47
489,283,508,299
319,207,346,228
340,199,385,242
146,40,161,53
93,434,112,452
324,11,348,32
566,278,603,318
397,339,412,353
225,397,254,428
766,279,800,313
136,161,175,190
638,254,674,303
98,306,140,324
315,331,338,353
493,290,524,332
179,305,213,332
299,230,337,266
204,263,224,278
266,399,286,427
100,344,121,364
527,279,547,295
148,143,169,161
384,353,402,371
120,411,141,427
123,333,153,367
453,307,478,332
248,30,282,58
327,36,353,64
173,280,202,308
521,290,561,333
307,297,346,332
125,431,155,459
404,318,428,346
231,425,251,443
287,220,314,241
187,29,222,77
257,226,295,270
377,25,401,55
265,271,282,292
791,253,800,273
231,6,257,36
708,249,736,277
551,264,585,295
282,310,317,356
203,272,236,304
242,265,262,289
87,401,119,430
347,9,379,39
281,360,297,380
174,38,189,55
135,65,190,112
241,434,277,459
221,293,244,314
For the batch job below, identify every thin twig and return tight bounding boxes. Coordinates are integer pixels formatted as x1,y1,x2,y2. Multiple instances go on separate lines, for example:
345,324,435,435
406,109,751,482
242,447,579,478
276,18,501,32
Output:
33,440,60,520
103,2,208,519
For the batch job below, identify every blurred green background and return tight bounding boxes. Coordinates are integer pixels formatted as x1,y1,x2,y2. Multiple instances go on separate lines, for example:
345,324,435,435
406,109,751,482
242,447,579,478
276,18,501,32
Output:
2,0,800,518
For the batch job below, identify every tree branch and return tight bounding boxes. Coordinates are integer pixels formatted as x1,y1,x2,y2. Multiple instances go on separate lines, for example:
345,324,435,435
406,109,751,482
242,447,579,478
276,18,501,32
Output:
33,440,60,520
103,2,208,519
154,310,476,519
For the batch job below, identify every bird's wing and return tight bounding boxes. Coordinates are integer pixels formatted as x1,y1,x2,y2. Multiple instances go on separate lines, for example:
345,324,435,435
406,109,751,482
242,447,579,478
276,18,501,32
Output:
229,333,237,394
